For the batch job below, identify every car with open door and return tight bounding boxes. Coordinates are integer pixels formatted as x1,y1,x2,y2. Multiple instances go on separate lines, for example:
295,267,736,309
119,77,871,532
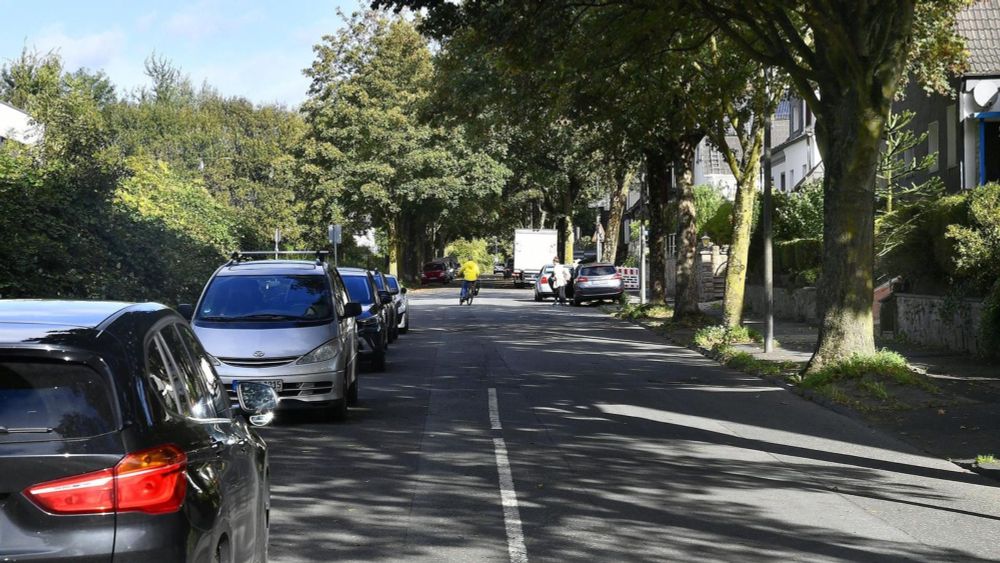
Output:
0,299,276,562
385,274,409,334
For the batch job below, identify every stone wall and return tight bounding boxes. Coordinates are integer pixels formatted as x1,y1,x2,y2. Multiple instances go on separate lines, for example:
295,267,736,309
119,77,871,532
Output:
893,293,984,355
744,285,820,324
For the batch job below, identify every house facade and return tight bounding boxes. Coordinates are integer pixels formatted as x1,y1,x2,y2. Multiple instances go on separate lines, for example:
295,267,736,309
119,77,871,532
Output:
0,101,41,145
896,0,1000,192
770,96,823,192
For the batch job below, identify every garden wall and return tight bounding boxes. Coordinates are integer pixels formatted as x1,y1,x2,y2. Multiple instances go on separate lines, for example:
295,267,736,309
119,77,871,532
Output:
893,293,985,355
743,285,820,324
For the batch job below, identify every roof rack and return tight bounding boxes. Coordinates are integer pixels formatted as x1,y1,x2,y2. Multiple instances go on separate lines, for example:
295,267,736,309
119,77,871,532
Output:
228,250,330,266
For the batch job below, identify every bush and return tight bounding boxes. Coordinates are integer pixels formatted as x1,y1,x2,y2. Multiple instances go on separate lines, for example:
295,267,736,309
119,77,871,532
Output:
693,324,763,350
801,350,920,389
693,184,733,244
444,238,493,272
774,179,823,241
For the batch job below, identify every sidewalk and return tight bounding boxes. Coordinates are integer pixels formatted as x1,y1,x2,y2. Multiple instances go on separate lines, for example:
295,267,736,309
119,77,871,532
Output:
729,311,1000,464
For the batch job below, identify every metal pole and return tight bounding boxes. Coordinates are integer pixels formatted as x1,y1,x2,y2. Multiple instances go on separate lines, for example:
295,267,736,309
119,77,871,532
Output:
763,112,775,353
639,220,647,305
333,242,338,267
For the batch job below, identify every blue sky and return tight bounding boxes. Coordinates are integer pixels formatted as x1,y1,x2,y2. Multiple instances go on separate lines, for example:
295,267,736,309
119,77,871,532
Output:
1,0,367,107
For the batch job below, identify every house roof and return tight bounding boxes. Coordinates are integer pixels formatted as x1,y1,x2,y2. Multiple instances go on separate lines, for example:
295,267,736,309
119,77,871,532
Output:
957,0,1000,76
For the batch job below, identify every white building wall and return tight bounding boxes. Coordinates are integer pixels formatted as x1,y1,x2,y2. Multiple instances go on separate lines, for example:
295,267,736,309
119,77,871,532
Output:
771,134,821,192
0,102,41,145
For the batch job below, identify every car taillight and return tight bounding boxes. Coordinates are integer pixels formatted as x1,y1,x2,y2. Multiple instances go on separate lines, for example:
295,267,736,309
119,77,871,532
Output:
25,445,187,515
540,276,549,284
578,277,589,283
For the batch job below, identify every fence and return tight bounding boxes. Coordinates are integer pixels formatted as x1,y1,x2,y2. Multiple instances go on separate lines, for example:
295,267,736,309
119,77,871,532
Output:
617,267,640,289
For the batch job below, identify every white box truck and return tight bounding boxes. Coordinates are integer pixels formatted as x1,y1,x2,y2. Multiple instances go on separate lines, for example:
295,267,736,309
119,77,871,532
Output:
512,229,558,288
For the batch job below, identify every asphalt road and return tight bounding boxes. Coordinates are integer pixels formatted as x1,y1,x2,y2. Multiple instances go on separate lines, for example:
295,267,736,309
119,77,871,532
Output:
260,284,1000,562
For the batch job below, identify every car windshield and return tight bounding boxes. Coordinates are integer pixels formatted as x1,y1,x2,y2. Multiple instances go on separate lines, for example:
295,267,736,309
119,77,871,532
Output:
343,275,375,305
582,265,617,276
424,263,444,271
196,274,333,321
386,276,400,291
0,361,118,443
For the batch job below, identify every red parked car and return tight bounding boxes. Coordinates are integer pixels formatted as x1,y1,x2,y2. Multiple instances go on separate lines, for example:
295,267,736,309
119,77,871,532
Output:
420,261,453,285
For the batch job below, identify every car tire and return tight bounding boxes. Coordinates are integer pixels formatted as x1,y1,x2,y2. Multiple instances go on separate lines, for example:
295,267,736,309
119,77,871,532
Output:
389,322,399,343
399,313,409,334
572,295,582,307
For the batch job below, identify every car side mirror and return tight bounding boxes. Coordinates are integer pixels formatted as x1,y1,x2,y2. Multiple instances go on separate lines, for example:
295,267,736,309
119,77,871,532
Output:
237,382,279,427
177,303,194,321
344,302,362,318
379,291,392,305
401,287,408,295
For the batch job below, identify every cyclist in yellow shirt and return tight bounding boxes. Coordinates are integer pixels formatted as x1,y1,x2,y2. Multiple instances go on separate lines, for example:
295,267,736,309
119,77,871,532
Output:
458,259,481,305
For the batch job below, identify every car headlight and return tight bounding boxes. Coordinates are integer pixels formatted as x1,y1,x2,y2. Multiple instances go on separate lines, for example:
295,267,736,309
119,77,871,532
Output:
297,339,342,365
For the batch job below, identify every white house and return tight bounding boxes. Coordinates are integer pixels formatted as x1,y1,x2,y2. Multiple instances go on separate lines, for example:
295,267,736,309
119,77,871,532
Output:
693,135,738,199
0,101,42,146
770,96,823,192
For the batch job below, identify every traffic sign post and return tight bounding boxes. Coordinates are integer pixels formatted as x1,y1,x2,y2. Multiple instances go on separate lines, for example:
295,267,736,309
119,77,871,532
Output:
328,224,342,266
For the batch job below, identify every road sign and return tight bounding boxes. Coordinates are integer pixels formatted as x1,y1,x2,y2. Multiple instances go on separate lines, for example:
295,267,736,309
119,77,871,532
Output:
328,224,342,245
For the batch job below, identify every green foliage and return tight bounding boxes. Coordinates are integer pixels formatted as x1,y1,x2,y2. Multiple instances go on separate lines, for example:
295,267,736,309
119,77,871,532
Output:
947,183,1000,294
976,454,998,465
693,184,733,244
444,238,493,272
800,350,922,389
714,346,792,377
616,304,674,322
692,324,763,350
773,180,823,242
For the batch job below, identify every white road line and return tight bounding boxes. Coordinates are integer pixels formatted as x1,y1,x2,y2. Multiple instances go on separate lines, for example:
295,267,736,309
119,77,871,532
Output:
489,387,502,430
488,388,528,563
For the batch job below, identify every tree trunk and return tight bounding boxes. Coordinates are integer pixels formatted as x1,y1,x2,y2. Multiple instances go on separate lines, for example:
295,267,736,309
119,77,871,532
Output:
603,165,634,264
807,101,882,370
644,147,670,303
387,219,399,276
722,130,763,329
562,176,578,263
673,134,702,319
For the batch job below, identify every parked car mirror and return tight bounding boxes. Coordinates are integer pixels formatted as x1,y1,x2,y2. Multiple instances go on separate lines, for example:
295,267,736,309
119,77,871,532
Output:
177,303,194,321
401,287,408,295
379,291,392,305
237,382,279,427
344,302,362,318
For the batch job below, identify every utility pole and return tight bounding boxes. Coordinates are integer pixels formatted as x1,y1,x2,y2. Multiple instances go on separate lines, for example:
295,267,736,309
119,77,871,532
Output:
763,111,775,353
639,176,647,305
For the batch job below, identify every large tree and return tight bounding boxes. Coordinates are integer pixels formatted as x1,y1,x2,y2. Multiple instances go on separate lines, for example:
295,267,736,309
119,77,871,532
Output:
700,0,968,369
302,12,507,277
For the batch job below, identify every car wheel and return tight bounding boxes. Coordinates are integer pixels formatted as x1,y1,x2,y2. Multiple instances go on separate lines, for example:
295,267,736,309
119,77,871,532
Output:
389,323,398,343
572,295,582,307
534,291,542,302
399,312,409,334
346,359,359,406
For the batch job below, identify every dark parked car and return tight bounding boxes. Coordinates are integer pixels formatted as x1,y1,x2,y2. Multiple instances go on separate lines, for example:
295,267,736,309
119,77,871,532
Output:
571,263,624,306
0,300,276,562
369,270,399,343
339,267,389,371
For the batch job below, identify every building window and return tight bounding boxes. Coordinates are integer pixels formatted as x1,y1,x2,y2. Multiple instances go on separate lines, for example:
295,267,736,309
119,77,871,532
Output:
789,169,795,187
928,121,940,173
780,172,786,192
946,105,957,169
802,164,807,179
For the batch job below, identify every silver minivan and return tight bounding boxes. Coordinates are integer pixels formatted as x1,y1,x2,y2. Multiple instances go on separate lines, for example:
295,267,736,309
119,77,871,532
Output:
182,255,362,420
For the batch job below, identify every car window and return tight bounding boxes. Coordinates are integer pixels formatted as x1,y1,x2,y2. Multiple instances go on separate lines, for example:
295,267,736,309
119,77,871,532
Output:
582,265,618,276
386,276,400,291
155,327,215,419
423,263,443,271
176,324,230,418
343,275,375,304
196,274,333,322
329,271,347,317
371,274,386,290
146,337,184,417
0,361,118,443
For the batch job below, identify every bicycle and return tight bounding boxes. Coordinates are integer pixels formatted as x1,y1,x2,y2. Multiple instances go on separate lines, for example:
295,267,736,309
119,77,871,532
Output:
459,279,480,306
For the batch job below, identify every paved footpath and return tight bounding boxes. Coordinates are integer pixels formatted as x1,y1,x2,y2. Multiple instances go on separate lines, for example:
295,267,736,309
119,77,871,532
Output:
261,286,1000,562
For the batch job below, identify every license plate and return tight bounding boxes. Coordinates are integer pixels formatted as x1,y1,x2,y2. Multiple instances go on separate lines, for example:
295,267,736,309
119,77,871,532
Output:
239,379,283,393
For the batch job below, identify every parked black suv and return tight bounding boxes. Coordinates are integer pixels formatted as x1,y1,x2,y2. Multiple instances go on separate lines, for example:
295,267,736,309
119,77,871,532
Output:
338,268,389,371
0,300,275,562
